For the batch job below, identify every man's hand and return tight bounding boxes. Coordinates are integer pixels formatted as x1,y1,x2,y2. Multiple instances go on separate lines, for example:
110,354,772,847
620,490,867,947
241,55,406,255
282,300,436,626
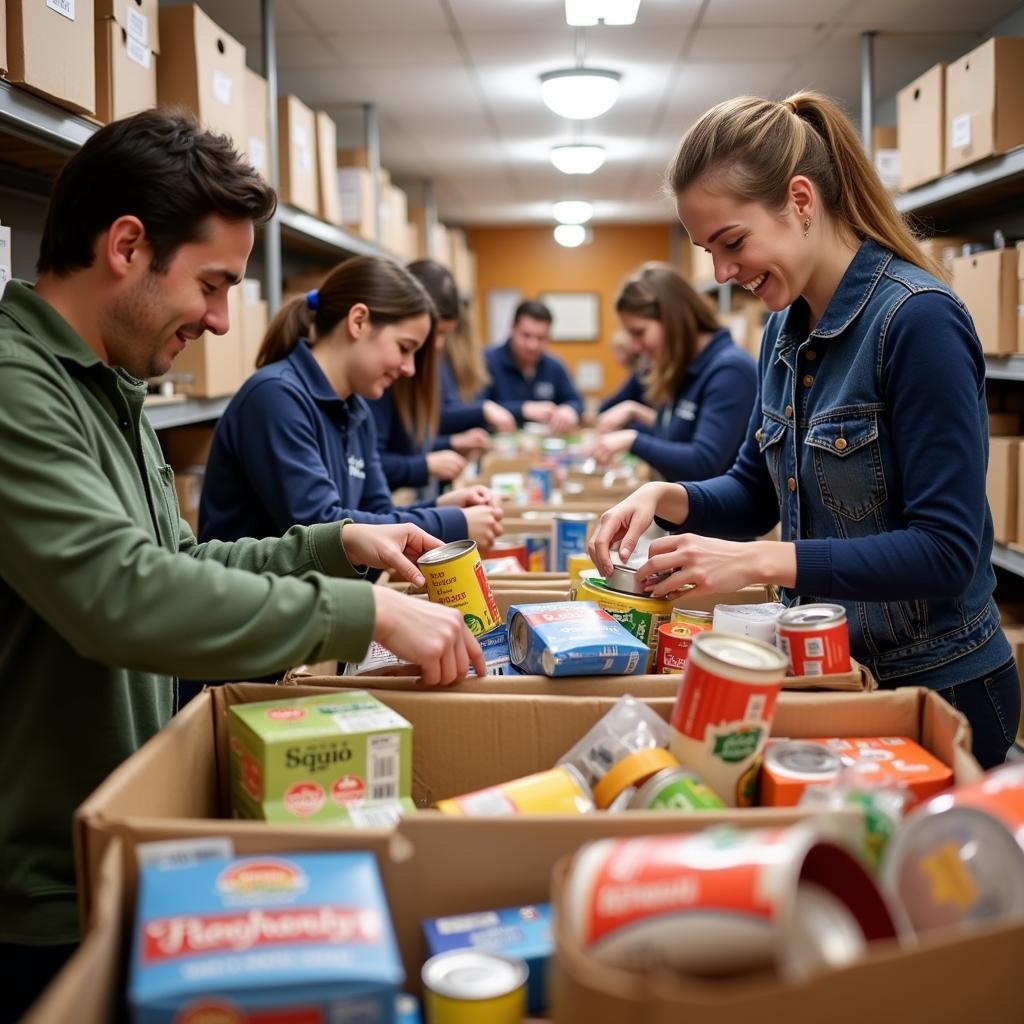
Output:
590,429,637,467
522,400,556,424
341,522,443,586
450,427,491,457
426,449,467,481
373,588,486,685
548,404,580,435
464,504,504,547
437,485,501,510
483,400,517,433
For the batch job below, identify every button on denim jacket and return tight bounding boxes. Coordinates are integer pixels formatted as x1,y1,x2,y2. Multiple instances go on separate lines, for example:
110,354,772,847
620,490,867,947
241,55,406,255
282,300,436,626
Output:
756,239,1005,687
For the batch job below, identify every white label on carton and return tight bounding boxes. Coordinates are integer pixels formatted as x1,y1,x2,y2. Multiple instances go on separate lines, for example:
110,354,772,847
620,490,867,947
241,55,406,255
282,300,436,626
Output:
46,0,75,20
136,837,234,869
293,122,310,148
126,36,151,70
299,147,313,174
126,6,148,45
213,71,232,106
248,137,266,174
952,113,971,149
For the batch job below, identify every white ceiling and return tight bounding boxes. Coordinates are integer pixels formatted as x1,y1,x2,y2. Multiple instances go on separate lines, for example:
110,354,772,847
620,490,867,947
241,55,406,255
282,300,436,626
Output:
190,0,1023,226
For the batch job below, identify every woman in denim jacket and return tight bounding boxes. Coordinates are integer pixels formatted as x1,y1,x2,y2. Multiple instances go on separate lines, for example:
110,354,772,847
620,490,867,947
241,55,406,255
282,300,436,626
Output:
590,90,1019,768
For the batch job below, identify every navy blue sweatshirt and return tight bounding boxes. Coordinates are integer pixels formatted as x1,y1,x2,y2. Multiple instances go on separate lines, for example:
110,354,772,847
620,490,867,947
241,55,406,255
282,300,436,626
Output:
630,330,757,481
199,341,466,543
598,370,649,413
479,340,583,422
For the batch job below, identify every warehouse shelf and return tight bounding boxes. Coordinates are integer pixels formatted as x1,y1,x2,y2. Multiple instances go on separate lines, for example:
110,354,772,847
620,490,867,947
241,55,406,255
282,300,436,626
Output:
144,396,233,431
275,205,388,260
991,542,1024,580
895,146,1024,218
0,80,97,153
984,355,1024,382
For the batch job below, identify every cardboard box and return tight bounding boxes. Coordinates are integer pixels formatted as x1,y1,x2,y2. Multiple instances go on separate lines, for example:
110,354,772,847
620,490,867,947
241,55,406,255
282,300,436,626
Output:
277,94,318,215
171,286,244,397
337,166,376,239
872,124,900,192
337,147,370,168
6,0,96,115
380,181,409,254
242,67,269,181
987,435,1021,544
74,682,978,961
240,277,266,376
919,235,973,277
989,411,1021,436
951,249,1018,354
172,467,203,534
160,423,215,468
1000,624,1024,743
94,0,158,124
315,110,342,225
897,64,945,190
157,4,246,146
945,37,1024,173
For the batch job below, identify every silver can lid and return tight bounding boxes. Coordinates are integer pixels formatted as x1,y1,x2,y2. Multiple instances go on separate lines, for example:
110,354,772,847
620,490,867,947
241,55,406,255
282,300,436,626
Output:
765,741,842,779
553,511,597,522
692,631,789,673
780,882,866,983
778,603,847,628
417,539,477,566
422,950,528,1001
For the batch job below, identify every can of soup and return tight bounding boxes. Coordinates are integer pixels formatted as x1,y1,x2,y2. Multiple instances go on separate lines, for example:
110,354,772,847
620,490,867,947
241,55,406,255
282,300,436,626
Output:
574,576,673,670
528,465,555,503
657,623,693,673
567,552,595,585
669,632,788,806
761,740,844,806
418,539,501,636
776,603,852,676
590,747,681,809
481,535,529,571
422,950,527,1023
523,532,550,573
671,607,715,634
435,764,594,816
627,766,725,811
551,512,596,572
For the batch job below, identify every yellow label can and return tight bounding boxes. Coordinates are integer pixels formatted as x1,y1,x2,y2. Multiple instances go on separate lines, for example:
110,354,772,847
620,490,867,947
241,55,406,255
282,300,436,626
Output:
422,950,528,1023
435,764,593,816
418,539,501,636
574,576,672,670
567,552,596,587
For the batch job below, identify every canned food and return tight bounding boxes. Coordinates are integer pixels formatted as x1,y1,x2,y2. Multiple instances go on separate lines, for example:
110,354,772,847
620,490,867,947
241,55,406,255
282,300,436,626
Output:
528,465,554,502
396,993,421,1024
567,552,595,586
551,512,596,572
671,607,715,633
628,766,725,810
574,576,672,671
422,950,527,1023
712,602,786,644
761,741,843,806
603,563,652,595
435,764,594,816
418,540,501,637
656,623,693,673
776,603,852,676
883,761,1024,935
565,826,898,982
523,532,550,573
669,632,788,806
481,535,529,571
591,747,681,809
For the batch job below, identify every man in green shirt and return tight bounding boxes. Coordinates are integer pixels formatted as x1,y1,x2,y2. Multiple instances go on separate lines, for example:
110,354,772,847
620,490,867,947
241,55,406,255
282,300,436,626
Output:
0,108,483,1019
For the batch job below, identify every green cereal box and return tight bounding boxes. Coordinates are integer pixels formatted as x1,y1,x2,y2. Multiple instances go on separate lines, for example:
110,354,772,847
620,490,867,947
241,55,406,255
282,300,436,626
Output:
228,691,414,825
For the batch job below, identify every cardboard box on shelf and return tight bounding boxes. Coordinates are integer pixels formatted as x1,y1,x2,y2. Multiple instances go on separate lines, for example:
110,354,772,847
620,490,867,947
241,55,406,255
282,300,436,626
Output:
7,0,96,115
988,411,1021,436
314,111,342,225
277,94,318,215
919,235,973,277
338,166,376,239
1019,278,1024,356
337,147,370,168
172,286,244,397
897,63,945,190
945,36,1024,173
172,466,203,535
380,181,409,255
240,278,266,377
94,0,159,123
986,435,1021,544
872,124,900,192
157,4,245,146
243,67,269,181
160,423,215,469
408,203,430,260
951,249,1018,354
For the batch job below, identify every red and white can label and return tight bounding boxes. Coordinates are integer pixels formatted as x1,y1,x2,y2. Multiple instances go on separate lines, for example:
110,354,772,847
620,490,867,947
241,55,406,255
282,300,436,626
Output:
777,621,850,676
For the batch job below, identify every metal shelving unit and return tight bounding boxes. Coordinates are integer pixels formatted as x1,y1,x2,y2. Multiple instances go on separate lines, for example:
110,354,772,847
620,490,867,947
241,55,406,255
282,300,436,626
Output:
991,542,1024,579
984,355,1024,382
143,396,234,431
895,146,1024,218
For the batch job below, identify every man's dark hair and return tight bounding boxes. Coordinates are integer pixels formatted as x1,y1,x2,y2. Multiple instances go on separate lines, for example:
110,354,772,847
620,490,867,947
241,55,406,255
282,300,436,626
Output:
513,299,553,325
38,107,277,276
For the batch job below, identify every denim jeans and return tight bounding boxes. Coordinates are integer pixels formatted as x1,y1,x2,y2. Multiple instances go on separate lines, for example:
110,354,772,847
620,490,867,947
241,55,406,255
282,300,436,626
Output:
938,657,1021,770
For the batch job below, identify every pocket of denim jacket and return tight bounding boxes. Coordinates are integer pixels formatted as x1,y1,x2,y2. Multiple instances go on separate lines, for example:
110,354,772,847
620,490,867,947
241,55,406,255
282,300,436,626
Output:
756,414,786,498
805,414,887,520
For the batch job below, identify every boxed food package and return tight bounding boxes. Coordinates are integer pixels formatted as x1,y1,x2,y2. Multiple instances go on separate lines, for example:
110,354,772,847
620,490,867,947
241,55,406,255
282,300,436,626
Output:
94,0,158,123
243,68,269,180
897,63,945,190
951,249,1018,355
277,94,318,215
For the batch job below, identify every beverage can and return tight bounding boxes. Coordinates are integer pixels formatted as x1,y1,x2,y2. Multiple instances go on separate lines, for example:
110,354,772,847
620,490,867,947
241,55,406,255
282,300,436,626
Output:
552,512,596,572
628,766,725,811
776,603,852,676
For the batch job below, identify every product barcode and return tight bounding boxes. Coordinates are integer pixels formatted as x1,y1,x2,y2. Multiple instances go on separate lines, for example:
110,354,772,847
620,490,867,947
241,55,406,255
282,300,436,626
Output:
805,637,825,657
348,803,403,828
370,781,397,800
803,662,823,676
370,755,396,779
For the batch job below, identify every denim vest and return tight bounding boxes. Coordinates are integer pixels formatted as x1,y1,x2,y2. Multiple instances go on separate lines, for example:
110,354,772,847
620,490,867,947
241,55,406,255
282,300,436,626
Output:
755,239,1005,687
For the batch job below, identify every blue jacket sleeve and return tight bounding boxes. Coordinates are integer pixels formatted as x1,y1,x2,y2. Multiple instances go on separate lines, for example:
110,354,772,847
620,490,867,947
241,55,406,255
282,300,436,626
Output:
631,360,757,483
478,350,525,423
368,392,430,489
599,372,648,413
439,359,488,434
552,359,584,414
793,291,986,600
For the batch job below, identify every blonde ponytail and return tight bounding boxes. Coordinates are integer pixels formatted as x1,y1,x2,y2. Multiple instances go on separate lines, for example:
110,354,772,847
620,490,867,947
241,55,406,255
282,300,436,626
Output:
666,90,945,281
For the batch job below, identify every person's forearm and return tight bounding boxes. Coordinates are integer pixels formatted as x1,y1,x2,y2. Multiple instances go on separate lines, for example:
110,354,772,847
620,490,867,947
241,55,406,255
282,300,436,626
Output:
751,540,797,588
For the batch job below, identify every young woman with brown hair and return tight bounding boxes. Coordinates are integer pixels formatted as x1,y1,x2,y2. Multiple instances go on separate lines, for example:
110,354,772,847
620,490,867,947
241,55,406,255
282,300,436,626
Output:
591,262,757,480
590,91,1018,768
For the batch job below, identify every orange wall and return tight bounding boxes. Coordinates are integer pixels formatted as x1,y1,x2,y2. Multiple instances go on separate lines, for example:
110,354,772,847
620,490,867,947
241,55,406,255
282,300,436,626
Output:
467,223,674,396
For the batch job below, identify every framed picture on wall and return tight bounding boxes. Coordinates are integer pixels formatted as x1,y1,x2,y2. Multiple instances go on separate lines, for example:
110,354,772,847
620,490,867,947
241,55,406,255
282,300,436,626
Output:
539,291,600,342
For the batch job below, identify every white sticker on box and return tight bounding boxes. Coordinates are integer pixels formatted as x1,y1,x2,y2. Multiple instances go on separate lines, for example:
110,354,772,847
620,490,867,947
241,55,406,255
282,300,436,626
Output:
952,113,971,149
126,36,151,70
213,71,232,106
126,6,149,45
248,137,266,173
293,123,310,148
299,147,313,174
46,0,75,20
135,837,234,869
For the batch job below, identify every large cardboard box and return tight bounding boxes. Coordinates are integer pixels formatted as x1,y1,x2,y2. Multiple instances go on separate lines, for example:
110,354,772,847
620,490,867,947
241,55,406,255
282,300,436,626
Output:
171,286,244,397
277,94,318,215
94,0,158,123
7,0,96,115
986,435,1021,544
951,249,1018,354
240,277,267,376
945,37,1024,173
315,110,342,225
242,67,269,181
75,682,978,953
897,63,945,190
337,166,376,239
157,4,245,146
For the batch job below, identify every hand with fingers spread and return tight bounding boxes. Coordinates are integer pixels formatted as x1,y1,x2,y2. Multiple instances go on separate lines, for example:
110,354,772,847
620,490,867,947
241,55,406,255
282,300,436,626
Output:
590,429,637,467
437,485,500,510
482,400,517,433
340,522,444,587
637,534,797,600
450,427,491,457
463,503,504,547
426,449,467,481
372,587,486,686
588,481,690,576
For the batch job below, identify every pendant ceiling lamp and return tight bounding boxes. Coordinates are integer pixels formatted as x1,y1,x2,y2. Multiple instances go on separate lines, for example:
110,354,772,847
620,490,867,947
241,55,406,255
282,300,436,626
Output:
550,144,606,174
553,200,594,224
540,68,621,120
554,224,588,247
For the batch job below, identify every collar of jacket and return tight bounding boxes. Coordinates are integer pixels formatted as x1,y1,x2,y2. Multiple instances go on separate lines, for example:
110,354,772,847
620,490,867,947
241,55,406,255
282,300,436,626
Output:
287,338,367,424
687,327,733,378
2,280,107,370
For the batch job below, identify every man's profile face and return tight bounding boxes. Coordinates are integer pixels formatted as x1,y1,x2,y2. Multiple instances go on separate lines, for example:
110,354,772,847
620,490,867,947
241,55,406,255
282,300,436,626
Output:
509,314,550,372
102,216,253,380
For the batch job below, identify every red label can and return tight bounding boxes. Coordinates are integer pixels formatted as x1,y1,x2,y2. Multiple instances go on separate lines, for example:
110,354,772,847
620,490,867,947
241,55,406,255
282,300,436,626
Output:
776,603,851,676
656,623,693,674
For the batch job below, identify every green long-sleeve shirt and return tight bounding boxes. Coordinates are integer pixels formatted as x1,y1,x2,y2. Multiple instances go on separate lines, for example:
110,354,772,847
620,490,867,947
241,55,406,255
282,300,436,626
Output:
0,281,377,945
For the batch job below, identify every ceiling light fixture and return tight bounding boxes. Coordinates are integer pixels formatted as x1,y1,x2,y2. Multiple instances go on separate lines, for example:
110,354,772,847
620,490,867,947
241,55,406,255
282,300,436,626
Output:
565,0,641,26
540,68,621,120
550,144,606,174
553,200,594,224
554,224,588,247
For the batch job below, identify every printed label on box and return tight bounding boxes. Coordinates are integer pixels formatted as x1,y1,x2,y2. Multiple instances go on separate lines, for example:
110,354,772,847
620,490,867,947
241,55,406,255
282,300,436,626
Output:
126,36,151,70
46,0,75,20
126,7,148,45
951,113,971,150
213,71,233,106
247,137,266,174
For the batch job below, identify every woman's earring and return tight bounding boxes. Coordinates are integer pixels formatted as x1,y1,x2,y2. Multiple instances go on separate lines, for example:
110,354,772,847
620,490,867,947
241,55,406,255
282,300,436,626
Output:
802,218,812,238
